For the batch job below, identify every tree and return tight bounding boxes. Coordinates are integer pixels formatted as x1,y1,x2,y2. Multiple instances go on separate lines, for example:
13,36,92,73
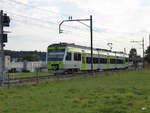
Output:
144,46,150,63
129,48,140,69
129,48,137,61
21,54,40,72
22,54,40,61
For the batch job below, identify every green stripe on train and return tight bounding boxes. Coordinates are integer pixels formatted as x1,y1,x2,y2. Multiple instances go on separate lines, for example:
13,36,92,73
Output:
48,61,64,69
81,53,87,70
48,46,66,50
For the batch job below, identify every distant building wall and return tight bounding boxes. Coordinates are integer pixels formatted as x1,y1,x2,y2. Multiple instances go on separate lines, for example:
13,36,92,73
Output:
9,61,47,72
11,62,24,72
5,56,11,71
26,61,46,72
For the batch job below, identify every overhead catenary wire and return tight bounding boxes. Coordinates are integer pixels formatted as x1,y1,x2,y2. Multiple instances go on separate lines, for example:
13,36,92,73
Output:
2,0,139,38
6,11,90,32
1,0,109,33
13,12,130,48
2,0,70,17
1,0,125,36
9,11,131,49
8,12,58,25
1,0,133,50
0,0,69,25
11,18,58,31
12,20,130,52
12,17,110,47
8,15,94,40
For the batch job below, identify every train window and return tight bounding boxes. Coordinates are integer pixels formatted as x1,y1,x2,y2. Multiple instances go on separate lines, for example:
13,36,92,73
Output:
93,58,98,64
120,60,123,64
116,59,124,64
99,58,107,64
74,53,81,61
116,59,119,64
125,58,129,62
86,57,91,64
110,59,116,64
66,52,72,61
48,49,65,61
78,54,81,61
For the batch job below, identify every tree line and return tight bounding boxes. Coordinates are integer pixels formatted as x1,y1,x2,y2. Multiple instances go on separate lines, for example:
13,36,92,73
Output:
129,46,150,63
4,50,46,61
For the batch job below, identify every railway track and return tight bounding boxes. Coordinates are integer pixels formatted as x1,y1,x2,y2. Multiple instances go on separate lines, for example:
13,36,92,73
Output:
4,68,140,85
4,72,94,85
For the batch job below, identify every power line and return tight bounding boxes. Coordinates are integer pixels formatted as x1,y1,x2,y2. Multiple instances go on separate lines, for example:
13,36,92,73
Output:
3,0,139,43
5,11,88,32
2,0,96,31
11,18,58,31
11,19,104,46
12,12,131,47
1,0,132,46
2,0,70,17
9,15,98,40
5,11,58,25
0,0,68,24
12,17,129,52
2,0,106,33
2,0,119,36
94,31,131,45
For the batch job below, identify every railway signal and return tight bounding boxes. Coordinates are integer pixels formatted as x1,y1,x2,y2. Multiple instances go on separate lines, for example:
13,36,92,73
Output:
0,34,8,43
0,10,10,86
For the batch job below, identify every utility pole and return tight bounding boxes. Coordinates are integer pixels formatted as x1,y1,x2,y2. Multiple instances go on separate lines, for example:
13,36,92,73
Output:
124,48,126,53
149,34,150,47
0,10,10,86
142,38,144,68
90,15,93,72
0,10,4,86
131,38,145,68
59,15,94,72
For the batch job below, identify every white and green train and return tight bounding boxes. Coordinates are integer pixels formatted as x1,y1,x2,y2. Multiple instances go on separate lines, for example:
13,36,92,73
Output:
47,43,129,73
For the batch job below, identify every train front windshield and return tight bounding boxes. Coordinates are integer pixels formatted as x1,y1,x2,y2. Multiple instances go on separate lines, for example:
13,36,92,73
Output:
48,49,65,61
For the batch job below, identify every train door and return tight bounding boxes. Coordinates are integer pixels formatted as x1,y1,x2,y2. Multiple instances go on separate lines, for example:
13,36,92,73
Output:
81,50,87,70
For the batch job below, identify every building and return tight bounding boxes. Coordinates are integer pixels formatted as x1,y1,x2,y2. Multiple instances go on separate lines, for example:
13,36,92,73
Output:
26,61,46,72
5,56,47,72
10,61,47,72
5,56,11,71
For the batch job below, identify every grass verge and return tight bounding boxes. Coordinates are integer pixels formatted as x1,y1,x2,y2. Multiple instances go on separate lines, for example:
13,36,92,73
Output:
0,69,150,113
6,72,52,79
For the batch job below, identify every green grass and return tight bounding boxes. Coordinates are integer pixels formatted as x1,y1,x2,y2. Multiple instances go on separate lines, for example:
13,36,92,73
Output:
1,69,150,113
6,72,52,79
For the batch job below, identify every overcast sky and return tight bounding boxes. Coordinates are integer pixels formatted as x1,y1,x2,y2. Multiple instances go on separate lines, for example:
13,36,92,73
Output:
1,0,150,56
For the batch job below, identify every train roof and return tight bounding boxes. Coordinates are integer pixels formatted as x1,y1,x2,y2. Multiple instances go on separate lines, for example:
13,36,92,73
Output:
48,42,128,55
